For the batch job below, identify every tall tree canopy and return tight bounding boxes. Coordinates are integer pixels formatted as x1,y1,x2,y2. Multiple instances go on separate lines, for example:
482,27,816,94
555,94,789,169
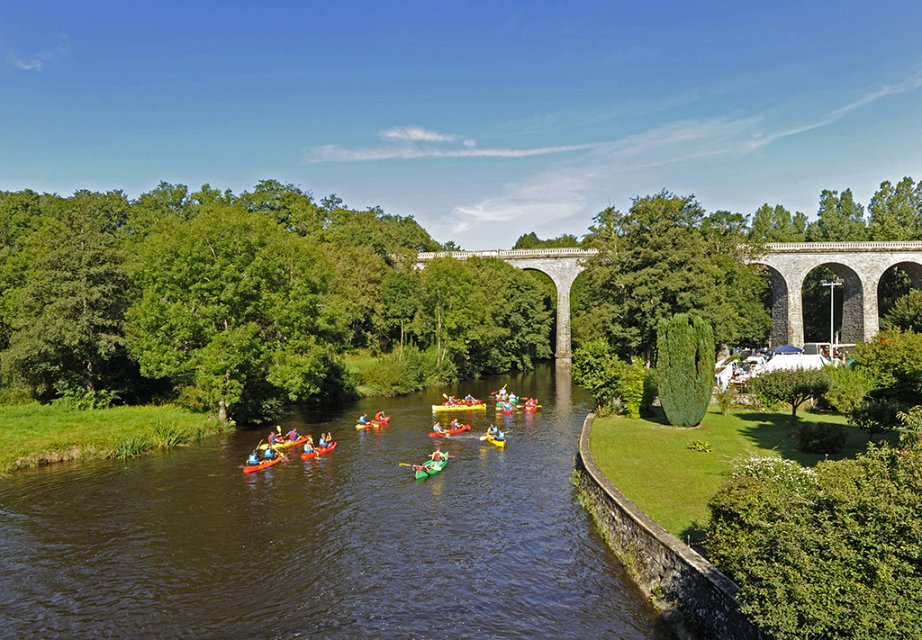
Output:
1,191,132,400
575,192,767,360
126,203,349,422
806,188,868,241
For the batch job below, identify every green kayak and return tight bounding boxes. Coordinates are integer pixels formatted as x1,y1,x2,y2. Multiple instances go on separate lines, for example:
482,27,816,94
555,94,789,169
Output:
414,453,449,480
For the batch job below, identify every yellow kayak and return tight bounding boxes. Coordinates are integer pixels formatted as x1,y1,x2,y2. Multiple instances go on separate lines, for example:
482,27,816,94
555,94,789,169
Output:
485,434,507,448
431,402,486,413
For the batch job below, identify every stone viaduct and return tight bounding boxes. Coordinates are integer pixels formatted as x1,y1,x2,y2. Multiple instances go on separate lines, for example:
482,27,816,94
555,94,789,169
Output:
417,242,922,360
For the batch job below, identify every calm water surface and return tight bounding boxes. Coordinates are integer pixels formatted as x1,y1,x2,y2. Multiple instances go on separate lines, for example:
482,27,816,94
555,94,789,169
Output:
0,365,673,639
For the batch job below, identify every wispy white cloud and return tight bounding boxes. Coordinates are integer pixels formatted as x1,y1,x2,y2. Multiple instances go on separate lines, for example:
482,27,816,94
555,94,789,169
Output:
446,71,922,242
308,141,601,163
380,127,459,142
7,37,68,71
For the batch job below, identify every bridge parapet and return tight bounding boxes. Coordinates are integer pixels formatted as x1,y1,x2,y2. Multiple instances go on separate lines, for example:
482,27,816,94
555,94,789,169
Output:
763,241,922,253
417,248,599,261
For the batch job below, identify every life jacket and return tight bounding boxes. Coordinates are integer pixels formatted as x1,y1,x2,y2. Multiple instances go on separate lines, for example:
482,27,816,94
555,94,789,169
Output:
264,448,276,459
433,425,442,432
247,454,260,465
303,443,313,453
375,412,385,421
489,426,498,435
318,438,327,448
286,430,298,441
268,433,279,444
358,416,368,424
497,431,505,441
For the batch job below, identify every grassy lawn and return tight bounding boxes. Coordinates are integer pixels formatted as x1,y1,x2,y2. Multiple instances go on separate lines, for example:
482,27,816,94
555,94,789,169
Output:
589,406,879,544
0,404,231,475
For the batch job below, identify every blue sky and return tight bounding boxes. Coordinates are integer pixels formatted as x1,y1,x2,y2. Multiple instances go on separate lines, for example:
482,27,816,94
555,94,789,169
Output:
3,1,922,249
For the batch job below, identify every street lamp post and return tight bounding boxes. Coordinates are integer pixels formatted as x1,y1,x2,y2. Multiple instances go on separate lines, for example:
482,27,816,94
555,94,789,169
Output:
821,278,843,358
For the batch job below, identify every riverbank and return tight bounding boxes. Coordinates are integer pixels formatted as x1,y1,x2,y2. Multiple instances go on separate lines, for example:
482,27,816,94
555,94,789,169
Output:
589,407,867,544
0,404,232,475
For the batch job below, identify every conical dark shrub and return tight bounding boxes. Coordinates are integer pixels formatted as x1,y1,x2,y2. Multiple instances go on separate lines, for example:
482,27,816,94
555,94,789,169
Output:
656,313,714,426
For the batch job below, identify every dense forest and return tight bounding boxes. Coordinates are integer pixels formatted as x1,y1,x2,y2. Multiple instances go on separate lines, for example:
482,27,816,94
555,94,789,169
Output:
3,176,922,423
0,180,553,423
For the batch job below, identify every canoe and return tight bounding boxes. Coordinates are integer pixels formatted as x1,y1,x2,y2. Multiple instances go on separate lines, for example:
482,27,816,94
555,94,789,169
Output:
300,441,337,461
356,416,391,430
485,434,507,449
414,454,449,480
242,454,286,474
432,402,486,413
428,423,471,437
371,416,392,429
260,435,308,451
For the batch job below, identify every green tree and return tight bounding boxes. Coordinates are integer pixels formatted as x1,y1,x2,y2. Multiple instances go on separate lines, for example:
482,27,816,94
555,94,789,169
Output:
867,177,922,241
806,188,868,241
512,232,580,249
1,191,132,399
126,204,347,422
882,289,922,333
655,313,714,427
748,203,807,242
746,368,830,417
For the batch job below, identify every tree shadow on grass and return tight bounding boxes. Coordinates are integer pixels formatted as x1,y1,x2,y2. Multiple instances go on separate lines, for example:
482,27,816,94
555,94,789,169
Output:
732,411,886,467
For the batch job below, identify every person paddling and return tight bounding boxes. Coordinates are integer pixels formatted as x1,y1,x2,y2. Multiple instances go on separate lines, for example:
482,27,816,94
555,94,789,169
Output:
431,447,446,463
286,428,300,441
432,422,445,433
374,411,386,422
246,450,261,466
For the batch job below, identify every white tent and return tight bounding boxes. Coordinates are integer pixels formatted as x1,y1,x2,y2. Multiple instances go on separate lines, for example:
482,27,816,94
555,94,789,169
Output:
759,353,830,374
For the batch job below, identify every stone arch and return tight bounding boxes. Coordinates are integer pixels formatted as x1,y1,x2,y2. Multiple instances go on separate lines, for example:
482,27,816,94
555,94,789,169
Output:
748,262,792,348
877,259,922,319
505,258,586,361
800,262,864,345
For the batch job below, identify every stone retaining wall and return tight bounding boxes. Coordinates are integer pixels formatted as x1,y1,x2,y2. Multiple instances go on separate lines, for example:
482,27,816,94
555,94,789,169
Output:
575,414,765,640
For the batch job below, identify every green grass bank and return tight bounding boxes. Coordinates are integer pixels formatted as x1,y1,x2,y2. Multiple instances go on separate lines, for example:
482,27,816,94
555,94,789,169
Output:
589,407,873,544
0,404,232,475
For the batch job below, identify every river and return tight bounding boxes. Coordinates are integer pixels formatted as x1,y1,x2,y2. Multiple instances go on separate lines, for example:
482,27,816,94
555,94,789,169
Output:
0,364,673,639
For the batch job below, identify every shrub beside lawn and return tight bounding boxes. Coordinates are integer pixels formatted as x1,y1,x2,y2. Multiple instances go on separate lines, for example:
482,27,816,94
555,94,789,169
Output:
589,406,873,544
0,404,232,475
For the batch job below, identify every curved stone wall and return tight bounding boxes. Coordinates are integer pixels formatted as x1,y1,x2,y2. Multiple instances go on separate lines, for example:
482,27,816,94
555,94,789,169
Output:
575,414,765,640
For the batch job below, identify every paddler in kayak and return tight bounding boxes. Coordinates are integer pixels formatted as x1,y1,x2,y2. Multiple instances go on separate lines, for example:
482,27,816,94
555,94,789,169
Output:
357,414,369,425
449,418,461,429
246,449,261,466
374,410,386,421
263,445,279,460
495,428,506,442
486,424,499,438
432,422,445,434
267,430,282,446
463,394,478,404
430,447,447,463
285,427,300,441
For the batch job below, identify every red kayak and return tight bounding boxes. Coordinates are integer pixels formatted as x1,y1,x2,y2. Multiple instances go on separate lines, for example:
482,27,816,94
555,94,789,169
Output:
428,423,471,437
300,441,337,460
356,415,391,430
242,454,286,474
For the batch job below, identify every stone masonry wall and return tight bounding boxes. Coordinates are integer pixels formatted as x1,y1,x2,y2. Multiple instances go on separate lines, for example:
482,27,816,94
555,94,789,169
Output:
576,414,765,640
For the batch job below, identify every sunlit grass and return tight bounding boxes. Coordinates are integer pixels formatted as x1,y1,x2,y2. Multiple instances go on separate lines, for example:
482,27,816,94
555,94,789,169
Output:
589,406,876,543
0,404,231,474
